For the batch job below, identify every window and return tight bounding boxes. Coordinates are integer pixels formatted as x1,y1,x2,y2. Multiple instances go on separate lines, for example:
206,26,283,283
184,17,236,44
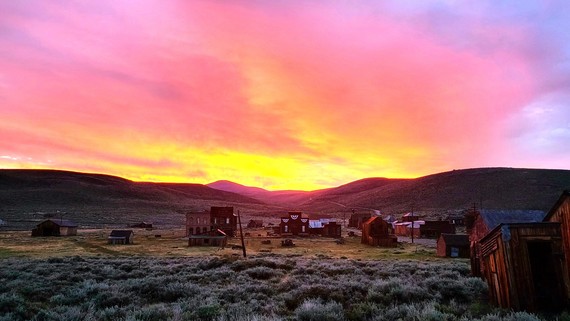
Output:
214,218,218,224
226,218,230,224
203,227,208,233
189,217,193,223
302,226,306,233
189,228,194,235
284,225,289,232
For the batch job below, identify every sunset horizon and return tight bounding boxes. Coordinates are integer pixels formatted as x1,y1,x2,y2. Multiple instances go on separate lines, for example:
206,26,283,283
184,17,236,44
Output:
2,1,570,191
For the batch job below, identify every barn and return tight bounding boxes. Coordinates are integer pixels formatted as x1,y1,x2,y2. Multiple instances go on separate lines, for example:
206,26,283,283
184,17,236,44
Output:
361,217,397,247
31,219,78,237
436,233,469,258
188,229,228,247
108,230,134,245
479,222,567,311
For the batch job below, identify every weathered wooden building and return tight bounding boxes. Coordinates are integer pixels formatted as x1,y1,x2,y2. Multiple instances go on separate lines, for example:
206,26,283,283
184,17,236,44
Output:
246,219,264,228
188,229,228,247
211,207,237,237
447,213,465,226
543,190,570,300
394,221,422,238
185,210,211,236
348,212,371,229
322,222,342,238
437,233,469,258
279,211,310,236
361,217,397,247
479,222,567,311
108,230,134,245
31,219,78,237
420,220,456,238
467,209,545,277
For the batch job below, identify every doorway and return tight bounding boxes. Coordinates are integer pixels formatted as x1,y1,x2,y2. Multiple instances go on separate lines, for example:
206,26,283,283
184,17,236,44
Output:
527,241,565,311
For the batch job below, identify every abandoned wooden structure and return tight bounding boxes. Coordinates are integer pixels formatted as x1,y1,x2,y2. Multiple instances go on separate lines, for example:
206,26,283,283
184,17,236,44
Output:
31,219,78,237
279,211,310,236
479,222,567,311
185,210,211,236
348,212,371,229
437,233,469,258
361,217,397,247
394,221,422,238
108,230,134,245
467,209,546,277
246,219,264,228
322,221,342,238
420,220,456,238
447,213,465,226
188,229,228,247
211,207,237,237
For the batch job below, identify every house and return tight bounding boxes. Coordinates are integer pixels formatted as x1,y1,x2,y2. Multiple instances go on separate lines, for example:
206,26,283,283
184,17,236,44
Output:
186,210,211,236
308,214,336,235
210,207,237,237
394,221,423,238
543,190,570,300
436,234,469,258
361,217,397,247
279,211,310,236
31,219,78,237
108,230,134,245
420,220,456,238
246,219,264,228
479,222,566,311
130,222,153,229
466,209,546,277
447,213,465,226
401,212,421,222
322,221,342,238
188,229,228,247
348,212,371,229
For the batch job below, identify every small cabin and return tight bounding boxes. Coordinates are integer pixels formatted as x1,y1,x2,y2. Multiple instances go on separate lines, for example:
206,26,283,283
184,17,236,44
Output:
394,221,423,238
108,230,134,245
348,212,371,229
361,217,397,247
188,229,227,247
279,212,310,236
322,222,342,238
437,233,469,258
447,213,465,226
32,219,78,237
246,219,264,228
479,222,567,311
420,221,456,238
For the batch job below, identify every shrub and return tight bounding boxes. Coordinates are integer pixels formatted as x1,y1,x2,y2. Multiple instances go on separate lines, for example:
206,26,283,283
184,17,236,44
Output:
294,299,344,321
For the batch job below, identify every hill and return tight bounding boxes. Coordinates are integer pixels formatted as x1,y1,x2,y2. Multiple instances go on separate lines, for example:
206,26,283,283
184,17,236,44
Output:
0,169,267,229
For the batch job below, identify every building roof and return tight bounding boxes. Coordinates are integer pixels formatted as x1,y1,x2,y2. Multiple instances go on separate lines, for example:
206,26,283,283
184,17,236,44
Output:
110,230,134,238
440,233,469,247
478,210,546,230
43,219,78,227
544,190,570,221
309,220,324,228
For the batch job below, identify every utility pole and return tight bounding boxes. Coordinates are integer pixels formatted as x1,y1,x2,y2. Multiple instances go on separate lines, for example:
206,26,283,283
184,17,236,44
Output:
237,210,246,258
411,205,414,244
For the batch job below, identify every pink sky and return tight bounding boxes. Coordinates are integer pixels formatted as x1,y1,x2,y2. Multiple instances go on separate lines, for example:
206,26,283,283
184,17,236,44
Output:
1,1,569,190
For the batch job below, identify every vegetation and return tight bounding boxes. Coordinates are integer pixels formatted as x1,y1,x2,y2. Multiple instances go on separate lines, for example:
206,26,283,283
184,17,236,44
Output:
0,254,557,321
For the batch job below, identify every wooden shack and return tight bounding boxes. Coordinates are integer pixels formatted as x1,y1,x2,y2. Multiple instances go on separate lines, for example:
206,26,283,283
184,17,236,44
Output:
361,217,397,247
394,221,422,238
279,211,310,236
543,190,570,299
108,230,134,245
322,222,342,238
211,206,237,237
188,229,228,247
437,233,469,258
348,212,371,229
420,220,456,238
246,219,264,228
467,209,545,277
479,222,567,311
31,219,78,237
447,213,465,226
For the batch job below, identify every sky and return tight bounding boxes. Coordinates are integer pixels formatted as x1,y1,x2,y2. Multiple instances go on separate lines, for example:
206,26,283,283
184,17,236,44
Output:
1,1,570,190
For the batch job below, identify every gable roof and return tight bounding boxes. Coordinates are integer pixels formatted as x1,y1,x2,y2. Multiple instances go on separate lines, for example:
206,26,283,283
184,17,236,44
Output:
440,233,469,247
544,190,570,221
44,219,78,227
478,210,546,230
110,230,134,238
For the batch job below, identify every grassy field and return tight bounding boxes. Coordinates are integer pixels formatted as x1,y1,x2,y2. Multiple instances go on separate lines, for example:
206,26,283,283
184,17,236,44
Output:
0,229,566,321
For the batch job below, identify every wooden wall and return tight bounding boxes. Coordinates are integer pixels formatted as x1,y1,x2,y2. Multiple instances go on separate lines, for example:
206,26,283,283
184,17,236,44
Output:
545,193,570,300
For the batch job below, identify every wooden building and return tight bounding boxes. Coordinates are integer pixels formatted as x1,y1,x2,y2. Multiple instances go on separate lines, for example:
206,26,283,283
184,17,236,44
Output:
246,219,264,228
211,206,237,237
348,212,371,229
467,209,545,277
322,222,342,238
479,222,567,311
186,210,211,236
31,219,78,237
401,212,421,222
437,234,469,258
108,230,134,245
279,211,310,236
420,221,456,238
394,221,422,238
188,229,228,247
361,217,397,247
543,190,570,300
447,213,465,226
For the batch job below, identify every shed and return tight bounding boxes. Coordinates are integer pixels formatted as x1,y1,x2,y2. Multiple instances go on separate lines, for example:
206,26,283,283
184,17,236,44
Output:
420,220,456,238
188,229,227,247
108,230,134,245
479,222,567,311
394,221,423,238
348,212,371,229
437,234,469,258
322,222,342,238
468,209,546,277
361,217,397,247
31,219,78,237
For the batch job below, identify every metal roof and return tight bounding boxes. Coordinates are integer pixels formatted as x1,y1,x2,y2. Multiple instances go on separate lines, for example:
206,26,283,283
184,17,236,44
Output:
479,210,546,230
440,233,469,247
44,219,78,227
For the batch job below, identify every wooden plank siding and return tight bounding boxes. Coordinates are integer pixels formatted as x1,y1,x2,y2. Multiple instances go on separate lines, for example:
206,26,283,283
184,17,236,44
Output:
544,191,570,300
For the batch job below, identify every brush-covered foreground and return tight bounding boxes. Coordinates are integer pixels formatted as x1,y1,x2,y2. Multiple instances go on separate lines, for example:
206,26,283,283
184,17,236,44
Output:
1,255,566,321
